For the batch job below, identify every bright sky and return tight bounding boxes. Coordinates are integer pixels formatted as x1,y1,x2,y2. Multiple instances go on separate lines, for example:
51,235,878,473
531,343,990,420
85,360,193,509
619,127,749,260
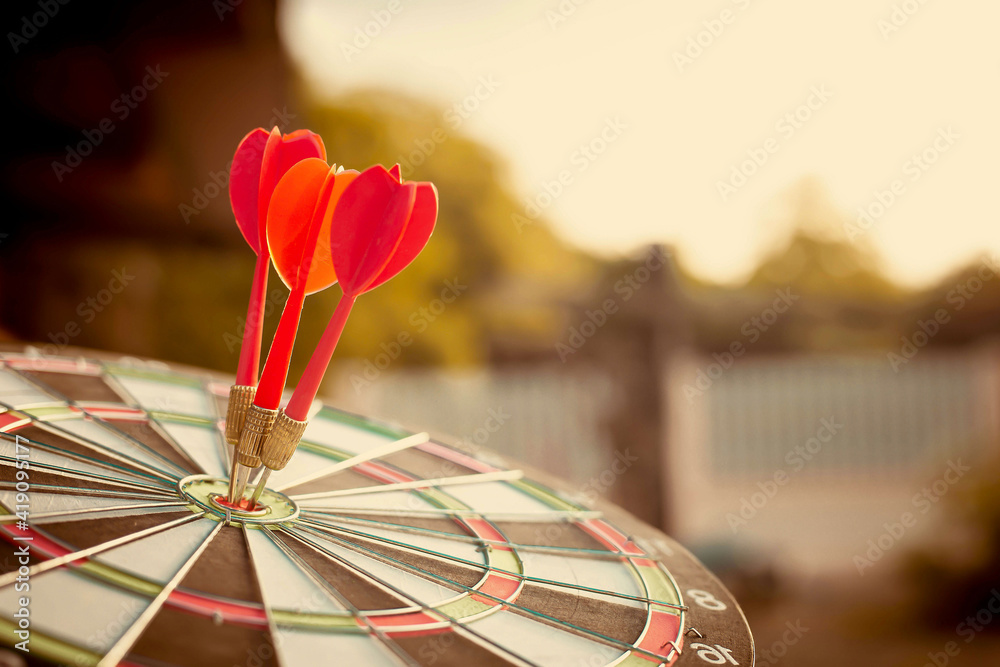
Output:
280,0,1000,287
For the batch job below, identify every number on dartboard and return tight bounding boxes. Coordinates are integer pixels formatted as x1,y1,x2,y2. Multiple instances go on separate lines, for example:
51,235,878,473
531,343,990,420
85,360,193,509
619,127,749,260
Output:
687,589,728,611
690,642,739,665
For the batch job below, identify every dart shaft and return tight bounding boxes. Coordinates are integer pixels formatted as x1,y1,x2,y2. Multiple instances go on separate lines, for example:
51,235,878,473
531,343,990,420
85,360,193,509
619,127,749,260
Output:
249,468,272,505
235,255,270,386
254,286,307,409
285,294,356,421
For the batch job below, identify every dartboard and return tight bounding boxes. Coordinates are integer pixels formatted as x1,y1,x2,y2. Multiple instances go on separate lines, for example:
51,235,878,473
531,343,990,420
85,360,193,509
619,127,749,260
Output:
0,348,753,666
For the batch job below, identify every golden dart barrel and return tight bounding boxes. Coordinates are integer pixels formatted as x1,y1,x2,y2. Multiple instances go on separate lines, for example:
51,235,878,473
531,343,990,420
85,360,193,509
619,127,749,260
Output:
236,404,278,468
260,411,308,471
225,385,256,446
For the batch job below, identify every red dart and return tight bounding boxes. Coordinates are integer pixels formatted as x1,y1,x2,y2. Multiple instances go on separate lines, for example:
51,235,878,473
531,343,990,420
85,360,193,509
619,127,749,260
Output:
225,128,325,463
231,158,357,499
284,164,439,422
229,128,326,387
244,163,438,504
253,159,357,409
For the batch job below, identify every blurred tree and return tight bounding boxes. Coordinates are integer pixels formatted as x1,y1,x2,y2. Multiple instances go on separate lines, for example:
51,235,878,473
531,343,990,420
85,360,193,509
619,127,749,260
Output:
295,89,599,370
677,178,910,353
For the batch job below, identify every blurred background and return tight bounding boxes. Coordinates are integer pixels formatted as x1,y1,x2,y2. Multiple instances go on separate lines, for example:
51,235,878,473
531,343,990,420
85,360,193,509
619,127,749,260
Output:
2,0,1000,664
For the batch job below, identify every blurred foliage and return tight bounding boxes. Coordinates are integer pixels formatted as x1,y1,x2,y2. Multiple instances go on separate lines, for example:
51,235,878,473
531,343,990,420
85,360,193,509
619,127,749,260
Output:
674,178,912,354
904,451,1000,629
288,89,600,370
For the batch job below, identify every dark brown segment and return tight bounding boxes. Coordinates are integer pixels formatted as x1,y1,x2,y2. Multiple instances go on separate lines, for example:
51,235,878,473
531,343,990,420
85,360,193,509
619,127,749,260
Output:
492,521,608,551
513,583,647,644
0,537,42,574
0,465,153,495
393,630,515,667
333,514,474,538
105,419,199,473
378,447,478,481
178,524,263,603
275,530,410,610
334,532,484,590
128,606,276,667
37,512,192,552
22,370,125,403
14,425,163,482
281,467,392,497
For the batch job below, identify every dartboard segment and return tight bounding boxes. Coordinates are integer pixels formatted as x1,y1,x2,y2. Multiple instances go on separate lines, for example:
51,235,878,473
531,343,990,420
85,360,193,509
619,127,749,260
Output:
0,350,753,666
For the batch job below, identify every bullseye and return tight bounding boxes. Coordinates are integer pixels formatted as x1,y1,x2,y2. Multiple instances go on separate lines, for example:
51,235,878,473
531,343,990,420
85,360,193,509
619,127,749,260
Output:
178,474,299,524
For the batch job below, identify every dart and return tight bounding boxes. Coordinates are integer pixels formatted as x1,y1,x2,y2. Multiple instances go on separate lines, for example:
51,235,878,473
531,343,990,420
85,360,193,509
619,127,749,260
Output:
229,157,357,502
225,127,325,462
246,164,438,505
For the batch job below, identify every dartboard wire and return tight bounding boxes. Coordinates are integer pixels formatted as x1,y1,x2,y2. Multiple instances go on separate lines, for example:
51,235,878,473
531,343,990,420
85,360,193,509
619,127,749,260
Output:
301,506,603,521
256,526,422,667
298,517,687,611
620,549,682,663
0,451,177,497
279,525,543,667
311,512,689,564
0,428,178,492
0,481,174,502
97,519,224,667
654,541,756,663
289,470,525,501
202,371,237,472
652,561,685,660
289,522,678,664
0,512,206,588
0,463,176,500
97,364,222,476
22,420,181,485
0,500,190,523
1,364,191,479
142,416,215,477
300,513,656,561
273,431,431,492
240,525,291,667
0,415,180,486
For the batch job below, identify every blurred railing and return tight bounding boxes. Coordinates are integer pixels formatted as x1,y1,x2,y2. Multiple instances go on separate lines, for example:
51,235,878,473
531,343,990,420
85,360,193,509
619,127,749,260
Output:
664,344,1000,574
329,364,618,485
